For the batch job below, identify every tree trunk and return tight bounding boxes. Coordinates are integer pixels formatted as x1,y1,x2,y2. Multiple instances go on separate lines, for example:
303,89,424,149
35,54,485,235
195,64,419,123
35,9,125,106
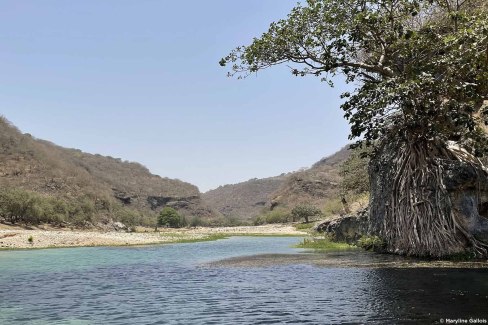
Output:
369,139,488,258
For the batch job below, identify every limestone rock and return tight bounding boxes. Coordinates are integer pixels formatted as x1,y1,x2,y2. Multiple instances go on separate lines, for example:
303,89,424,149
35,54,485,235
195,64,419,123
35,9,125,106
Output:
315,208,369,244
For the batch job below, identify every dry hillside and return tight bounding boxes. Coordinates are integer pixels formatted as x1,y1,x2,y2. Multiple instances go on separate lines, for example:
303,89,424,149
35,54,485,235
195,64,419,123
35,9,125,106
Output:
269,146,350,209
203,175,288,221
0,117,215,226
203,146,351,220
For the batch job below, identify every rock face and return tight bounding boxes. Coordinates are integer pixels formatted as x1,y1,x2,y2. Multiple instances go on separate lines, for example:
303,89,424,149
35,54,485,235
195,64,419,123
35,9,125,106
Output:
368,140,488,256
444,161,488,244
315,208,369,244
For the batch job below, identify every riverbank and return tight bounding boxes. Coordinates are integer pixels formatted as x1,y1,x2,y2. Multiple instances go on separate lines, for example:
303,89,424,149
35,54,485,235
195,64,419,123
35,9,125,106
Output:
0,224,306,249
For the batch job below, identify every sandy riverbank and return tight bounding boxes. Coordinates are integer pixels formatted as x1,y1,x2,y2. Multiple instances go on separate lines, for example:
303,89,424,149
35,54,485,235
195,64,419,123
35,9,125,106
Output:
0,224,306,249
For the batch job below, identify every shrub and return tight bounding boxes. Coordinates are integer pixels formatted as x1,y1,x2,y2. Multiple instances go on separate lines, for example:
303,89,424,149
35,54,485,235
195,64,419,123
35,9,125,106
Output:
253,208,291,225
291,204,322,223
357,236,385,251
158,207,184,228
339,146,372,196
189,216,203,228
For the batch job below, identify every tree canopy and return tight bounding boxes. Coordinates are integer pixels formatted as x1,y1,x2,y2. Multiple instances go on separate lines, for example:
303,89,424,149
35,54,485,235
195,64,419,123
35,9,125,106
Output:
221,0,488,154
292,204,322,223
158,207,185,228
222,0,488,257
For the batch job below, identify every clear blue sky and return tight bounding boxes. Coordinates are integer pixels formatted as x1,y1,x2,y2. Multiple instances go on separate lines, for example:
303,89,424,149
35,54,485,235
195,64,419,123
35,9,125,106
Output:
0,0,351,192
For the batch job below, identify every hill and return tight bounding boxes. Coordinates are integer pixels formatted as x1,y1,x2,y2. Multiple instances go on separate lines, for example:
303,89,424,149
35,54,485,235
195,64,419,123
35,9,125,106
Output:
269,146,350,209
203,175,288,221
0,117,215,227
203,146,351,220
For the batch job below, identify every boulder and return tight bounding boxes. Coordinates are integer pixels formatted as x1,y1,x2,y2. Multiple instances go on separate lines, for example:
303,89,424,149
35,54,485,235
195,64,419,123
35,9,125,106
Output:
315,208,369,244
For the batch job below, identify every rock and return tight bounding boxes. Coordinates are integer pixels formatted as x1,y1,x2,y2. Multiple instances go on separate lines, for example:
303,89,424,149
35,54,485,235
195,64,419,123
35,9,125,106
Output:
112,222,128,232
444,161,488,243
315,208,369,244
113,189,132,205
95,220,128,232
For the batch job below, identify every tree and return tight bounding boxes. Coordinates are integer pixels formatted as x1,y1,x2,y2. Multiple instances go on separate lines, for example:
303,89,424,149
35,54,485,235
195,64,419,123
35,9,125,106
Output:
292,204,322,223
340,146,372,196
222,0,488,257
158,207,183,228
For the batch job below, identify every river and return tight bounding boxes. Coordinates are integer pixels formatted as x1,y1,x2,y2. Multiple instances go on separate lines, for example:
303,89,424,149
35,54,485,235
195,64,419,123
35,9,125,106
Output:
0,236,487,324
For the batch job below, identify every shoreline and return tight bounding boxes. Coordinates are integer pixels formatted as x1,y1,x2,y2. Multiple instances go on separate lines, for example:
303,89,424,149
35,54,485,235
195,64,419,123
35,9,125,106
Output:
0,225,307,250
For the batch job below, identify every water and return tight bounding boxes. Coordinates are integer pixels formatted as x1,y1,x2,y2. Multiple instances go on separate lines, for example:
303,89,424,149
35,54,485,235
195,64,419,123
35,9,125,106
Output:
0,236,487,324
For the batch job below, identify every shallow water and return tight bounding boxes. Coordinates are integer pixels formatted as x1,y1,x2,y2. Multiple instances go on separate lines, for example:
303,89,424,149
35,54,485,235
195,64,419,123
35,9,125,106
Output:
0,236,487,324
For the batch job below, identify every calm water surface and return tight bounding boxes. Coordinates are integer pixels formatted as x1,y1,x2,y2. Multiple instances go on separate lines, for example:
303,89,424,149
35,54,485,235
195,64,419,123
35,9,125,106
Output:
0,236,487,324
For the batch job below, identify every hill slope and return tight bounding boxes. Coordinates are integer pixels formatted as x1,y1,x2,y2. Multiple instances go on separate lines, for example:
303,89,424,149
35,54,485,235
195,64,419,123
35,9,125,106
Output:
203,175,288,221
0,117,215,226
203,146,351,220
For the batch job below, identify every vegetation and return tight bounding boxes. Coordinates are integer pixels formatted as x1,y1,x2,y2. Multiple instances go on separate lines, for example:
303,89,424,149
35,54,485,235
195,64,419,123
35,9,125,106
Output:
291,204,322,223
253,208,291,225
294,222,315,230
222,0,488,257
158,207,186,228
357,236,385,251
322,198,345,217
159,233,229,243
0,116,211,228
0,187,156,228
339,146,372,197
27,236,33,244
295,238,354,250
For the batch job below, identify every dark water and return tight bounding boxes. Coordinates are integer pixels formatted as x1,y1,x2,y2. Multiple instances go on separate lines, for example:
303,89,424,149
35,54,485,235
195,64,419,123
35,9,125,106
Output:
0,237,487,324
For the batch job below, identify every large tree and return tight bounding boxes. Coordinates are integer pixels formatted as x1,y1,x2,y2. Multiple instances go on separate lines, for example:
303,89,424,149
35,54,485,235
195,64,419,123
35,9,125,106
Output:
221,0,488,257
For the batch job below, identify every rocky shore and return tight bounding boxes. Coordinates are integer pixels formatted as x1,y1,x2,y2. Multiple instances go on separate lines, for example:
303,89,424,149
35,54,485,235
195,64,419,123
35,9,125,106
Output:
0,224,306,249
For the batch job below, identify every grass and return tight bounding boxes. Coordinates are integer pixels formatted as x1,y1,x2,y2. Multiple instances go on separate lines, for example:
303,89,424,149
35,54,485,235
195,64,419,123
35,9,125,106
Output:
294,237,355,250
169,234,229,243
357,236,385,251
293,223,315,230
226,233,304,237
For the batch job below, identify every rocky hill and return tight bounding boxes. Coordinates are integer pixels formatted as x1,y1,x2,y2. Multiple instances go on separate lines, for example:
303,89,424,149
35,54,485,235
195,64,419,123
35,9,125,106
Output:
203,175,288,221
203,146,351,220
0,117,215,226
269,146,350,209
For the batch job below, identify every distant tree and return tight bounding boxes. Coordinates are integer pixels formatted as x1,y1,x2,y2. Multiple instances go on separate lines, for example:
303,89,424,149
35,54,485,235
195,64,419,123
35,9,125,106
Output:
291,204,322,223
158,207,183,228
340,146,372,196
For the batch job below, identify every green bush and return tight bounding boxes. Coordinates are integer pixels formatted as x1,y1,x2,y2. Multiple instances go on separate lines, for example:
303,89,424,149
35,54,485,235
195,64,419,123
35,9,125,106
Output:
340,146,372,196
158,207,184,228
253,208,291,225
357,236,385,251
291,204,322,223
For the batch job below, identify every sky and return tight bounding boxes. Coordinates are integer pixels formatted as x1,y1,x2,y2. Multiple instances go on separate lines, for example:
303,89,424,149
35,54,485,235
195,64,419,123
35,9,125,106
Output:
0,0,351,192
